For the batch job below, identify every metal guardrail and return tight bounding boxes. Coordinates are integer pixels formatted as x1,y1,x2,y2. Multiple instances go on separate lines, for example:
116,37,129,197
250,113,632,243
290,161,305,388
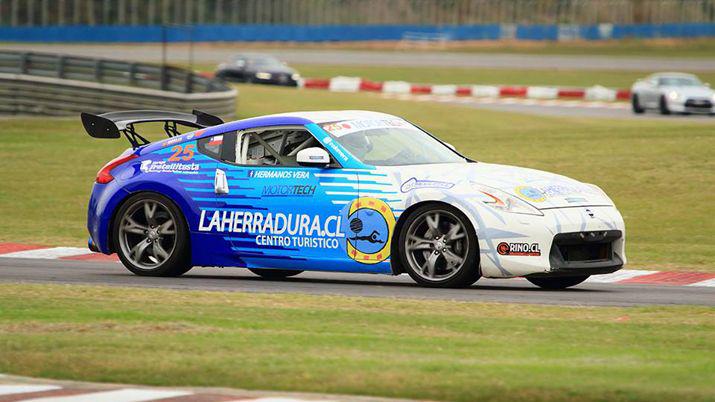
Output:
0,50,237,118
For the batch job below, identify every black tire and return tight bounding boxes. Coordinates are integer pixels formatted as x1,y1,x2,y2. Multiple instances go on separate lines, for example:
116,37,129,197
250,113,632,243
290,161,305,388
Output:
249,268,303,279
659,96,671,115
631,95,645,114
113,192,192,277
398,204,480,288
526,275,589,290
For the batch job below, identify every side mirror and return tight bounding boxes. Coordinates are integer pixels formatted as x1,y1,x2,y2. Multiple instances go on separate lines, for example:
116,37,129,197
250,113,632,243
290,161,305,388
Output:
297,147,330,166
444,142,457,151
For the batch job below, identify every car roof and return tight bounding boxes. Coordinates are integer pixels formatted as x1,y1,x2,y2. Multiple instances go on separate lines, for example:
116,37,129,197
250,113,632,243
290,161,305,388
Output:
267,110,398,124
649,72,699,79
197,110,400,138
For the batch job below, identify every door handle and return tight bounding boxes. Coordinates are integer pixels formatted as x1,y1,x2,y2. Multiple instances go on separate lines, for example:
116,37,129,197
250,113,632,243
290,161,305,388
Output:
214,169,229,194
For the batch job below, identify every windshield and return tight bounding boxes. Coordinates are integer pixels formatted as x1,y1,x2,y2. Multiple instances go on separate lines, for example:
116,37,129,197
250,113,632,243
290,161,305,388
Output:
320,118,466,166
658,76,702,86
248,57,284,69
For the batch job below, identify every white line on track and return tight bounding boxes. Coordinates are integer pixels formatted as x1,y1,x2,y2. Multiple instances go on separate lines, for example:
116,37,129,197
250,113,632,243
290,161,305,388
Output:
688,278,715,287
584,270,656,283
20,388,191,402
0,385,62,396
0,247,89,259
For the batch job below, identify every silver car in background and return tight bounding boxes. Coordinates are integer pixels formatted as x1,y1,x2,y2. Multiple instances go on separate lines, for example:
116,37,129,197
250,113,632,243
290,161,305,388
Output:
631,73,714,115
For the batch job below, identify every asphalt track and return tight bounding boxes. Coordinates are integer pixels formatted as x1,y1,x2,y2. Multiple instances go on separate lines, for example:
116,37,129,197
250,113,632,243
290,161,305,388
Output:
1,257,712,307
3,43,715,71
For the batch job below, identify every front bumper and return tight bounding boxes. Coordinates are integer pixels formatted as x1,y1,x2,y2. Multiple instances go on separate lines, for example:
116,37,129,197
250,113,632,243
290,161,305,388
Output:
477,206,626,278
527,230,623,277
668,98,714,114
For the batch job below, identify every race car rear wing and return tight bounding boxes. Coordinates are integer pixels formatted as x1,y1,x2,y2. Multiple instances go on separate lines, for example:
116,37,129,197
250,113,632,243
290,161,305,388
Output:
81,109,224,149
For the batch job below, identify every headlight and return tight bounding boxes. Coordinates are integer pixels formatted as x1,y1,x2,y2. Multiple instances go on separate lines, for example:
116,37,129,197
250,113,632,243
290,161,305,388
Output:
291,73,301,81
471,183,543,216
667,91,680,101
255,72,272,80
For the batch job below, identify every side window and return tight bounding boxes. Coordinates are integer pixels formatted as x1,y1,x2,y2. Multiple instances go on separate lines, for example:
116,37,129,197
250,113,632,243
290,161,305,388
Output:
239,128,334,167
197,134,224,159
197,131,239,163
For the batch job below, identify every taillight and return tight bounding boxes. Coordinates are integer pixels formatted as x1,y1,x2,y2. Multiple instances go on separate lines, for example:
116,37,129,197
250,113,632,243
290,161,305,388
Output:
96,154,137,184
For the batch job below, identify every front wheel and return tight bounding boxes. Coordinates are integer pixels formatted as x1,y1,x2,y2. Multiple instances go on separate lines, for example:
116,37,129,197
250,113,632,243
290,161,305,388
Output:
398,204,480,288
631,95,645,114
659,96,671,115
249,269,303,279
114,193,192,277
526,275,589,289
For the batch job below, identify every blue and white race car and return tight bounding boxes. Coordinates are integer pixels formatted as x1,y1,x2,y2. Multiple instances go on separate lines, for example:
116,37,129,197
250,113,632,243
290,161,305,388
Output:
83,110,626,289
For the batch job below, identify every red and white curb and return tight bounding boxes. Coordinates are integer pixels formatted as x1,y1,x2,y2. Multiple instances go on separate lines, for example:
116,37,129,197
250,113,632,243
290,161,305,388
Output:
302,76,631,102
1,243,713,288
0,374,408,402
381,92,630,109
0,383,342,402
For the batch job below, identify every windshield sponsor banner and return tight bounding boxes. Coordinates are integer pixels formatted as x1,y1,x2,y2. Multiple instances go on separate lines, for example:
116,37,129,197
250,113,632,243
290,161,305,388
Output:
321,118,416,137
198,209,345,250
400,177,455,193
140,160,200,174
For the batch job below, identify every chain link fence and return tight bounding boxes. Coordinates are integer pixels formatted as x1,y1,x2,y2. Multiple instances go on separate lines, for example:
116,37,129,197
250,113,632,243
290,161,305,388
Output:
1,0,714,26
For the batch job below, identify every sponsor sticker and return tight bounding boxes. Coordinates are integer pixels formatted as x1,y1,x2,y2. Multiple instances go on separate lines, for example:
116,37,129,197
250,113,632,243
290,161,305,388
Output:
515,186,546,202
262,185,316,197
140,160,199,174
198,209,346,250
400,177,455,193
497,242,541,256
321,119,415,137
248,170,310,179
344,197,395,265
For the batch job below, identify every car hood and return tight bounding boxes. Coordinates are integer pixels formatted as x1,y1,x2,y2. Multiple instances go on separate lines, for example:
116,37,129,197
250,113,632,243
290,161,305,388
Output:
394,162,613,209
660,85,714,98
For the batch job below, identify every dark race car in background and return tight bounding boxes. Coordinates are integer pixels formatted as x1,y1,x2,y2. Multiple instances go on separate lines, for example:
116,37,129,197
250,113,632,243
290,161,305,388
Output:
215,54,301,87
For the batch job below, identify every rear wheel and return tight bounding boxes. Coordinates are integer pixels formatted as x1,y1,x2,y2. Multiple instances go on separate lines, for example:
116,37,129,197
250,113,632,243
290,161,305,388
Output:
249,269,303,279
631,95,645,114
114,193,192,277
526,275,589,289
398,204,480,288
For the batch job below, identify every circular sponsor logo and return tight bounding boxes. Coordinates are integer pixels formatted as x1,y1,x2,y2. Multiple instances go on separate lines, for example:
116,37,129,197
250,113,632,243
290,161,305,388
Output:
344,197,395,265
515,186,546,202
497,242,510,255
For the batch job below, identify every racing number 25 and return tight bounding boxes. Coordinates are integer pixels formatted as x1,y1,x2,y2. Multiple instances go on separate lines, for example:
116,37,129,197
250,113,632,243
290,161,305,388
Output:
168,144,195,162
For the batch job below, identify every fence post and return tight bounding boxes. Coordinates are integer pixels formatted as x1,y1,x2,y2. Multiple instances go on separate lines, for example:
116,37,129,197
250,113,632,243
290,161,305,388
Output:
20,52,29,74
57,56,66,78
95,59,103,82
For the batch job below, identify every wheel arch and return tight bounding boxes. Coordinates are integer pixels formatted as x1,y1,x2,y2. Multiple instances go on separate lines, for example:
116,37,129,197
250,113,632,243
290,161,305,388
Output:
107,182,192,254
389,200,478,275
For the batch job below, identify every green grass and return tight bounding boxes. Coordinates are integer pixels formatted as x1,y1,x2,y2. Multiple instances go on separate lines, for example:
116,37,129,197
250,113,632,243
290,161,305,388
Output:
290,64,715,88
0,284,713,402
0,85,713,270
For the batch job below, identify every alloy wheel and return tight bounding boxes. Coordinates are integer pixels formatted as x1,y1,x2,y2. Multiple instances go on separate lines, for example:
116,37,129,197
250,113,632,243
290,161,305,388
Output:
118,199,177,270
403,209,470,281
